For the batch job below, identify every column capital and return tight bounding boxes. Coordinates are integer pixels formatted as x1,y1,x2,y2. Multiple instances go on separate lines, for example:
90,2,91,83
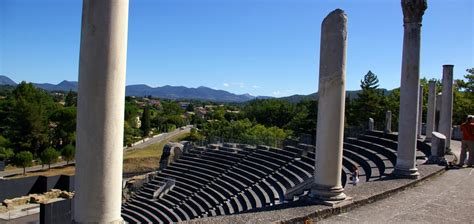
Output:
401,0,427,24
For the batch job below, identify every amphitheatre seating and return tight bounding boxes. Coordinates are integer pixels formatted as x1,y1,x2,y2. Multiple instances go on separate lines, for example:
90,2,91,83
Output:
122,132,432,223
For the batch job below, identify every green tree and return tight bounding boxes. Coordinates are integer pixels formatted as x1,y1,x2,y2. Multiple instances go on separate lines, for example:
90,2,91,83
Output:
13,151,33,175
50,107,77,147
61,145,75,165
351,71,385,128
5,82,55,155
0,147,14,162
244,99,297,128
453,69,474,124
64,90,77,107
141,105,151,136
40,147,60,169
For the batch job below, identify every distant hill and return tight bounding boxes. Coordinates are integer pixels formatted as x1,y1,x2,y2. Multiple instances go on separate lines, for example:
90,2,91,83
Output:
0,75,17,86
0,75,269,102
33,80,78,92
279,89,390,103
125,85,258,102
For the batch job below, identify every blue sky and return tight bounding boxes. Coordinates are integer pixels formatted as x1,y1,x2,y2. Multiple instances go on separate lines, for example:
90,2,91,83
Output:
1,0,473,97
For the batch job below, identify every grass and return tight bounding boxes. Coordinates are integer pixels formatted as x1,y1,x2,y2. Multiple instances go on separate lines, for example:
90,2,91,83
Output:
123,131,190,173
3,131,190,178
6,165,75,179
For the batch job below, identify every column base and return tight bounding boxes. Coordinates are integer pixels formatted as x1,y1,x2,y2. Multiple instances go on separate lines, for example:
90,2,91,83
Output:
74,217,124,224
310,184,346,203
426,155,447,165
392,167,419,179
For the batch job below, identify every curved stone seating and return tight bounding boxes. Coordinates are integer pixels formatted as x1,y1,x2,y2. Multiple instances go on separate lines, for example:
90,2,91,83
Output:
344,142,388,177
122,131,416,223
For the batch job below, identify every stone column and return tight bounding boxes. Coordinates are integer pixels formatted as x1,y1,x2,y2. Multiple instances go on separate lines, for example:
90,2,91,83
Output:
439,65,454,153
311,9,347,202
74,0,129,223
417,85,423,138
435,93,442,131
385,111,392,134
425,81,436,141
368,118,374,131
393,0,427,179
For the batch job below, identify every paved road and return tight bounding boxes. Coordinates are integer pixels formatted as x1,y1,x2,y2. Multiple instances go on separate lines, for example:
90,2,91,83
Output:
0,161,73,178
124,126,192,151
0,126,191,178
320,140,474,224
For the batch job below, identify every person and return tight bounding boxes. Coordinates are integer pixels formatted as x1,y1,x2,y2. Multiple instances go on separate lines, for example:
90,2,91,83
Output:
351,166,360,186
459,115,474,167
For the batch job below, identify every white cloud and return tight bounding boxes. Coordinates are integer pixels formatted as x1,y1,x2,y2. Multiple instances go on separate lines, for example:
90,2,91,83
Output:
272,90,281,96
252,85,260,89
223,83,229,87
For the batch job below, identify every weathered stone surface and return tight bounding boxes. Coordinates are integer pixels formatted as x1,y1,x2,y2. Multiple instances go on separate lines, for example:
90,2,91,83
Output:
428,132,447,164
59,191,74,199
394,0,427,179
368,118,374,131
3,196,29,208
425,81,436,141
384,111,392,134
401,0,427,24
311,9,347,202
439,65,454,152
74,0,129,223
417,84,423,138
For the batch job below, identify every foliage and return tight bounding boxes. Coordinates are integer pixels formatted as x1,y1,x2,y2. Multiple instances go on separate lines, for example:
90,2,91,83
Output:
0,147,14,161
1,82,57,155
50,107,77,147
453,68,474,124
64,90,77,107
201,119,291,147
185,128,204,142
13,151,33,175
349,71,385,129
61,144,75,165
244,99,297,128
141,105,151,136
40,147,60,169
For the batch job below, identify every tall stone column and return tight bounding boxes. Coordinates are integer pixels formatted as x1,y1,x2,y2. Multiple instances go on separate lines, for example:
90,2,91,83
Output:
311,9,347,202
74,0,129,223
385,110,392,134
425,81,436,141
394,0,427,179
435,93,442,131
439,65,454,153
417,85,423,138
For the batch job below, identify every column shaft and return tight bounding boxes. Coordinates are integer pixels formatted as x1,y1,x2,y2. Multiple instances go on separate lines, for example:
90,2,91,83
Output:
74,0,129,223
425,81,436,141
394,0,427,178
439,65,454,152
311,9,347,201
417,85,423,138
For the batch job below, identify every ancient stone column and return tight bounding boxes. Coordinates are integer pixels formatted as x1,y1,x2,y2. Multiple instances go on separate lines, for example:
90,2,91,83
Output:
311,9,347,202
74,0,129,223
417,85,423,138
435,93,442,131
394,0,427,179
385,110,392,134
368,118,375,131
439,65,454,153
425,81,436,141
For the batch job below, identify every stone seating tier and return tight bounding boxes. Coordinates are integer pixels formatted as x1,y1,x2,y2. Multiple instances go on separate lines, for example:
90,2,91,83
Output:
122,134,432,223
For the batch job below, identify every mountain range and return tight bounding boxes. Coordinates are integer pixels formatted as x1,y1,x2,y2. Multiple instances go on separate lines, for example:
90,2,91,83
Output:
0,75,269,102
0,75,386,103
